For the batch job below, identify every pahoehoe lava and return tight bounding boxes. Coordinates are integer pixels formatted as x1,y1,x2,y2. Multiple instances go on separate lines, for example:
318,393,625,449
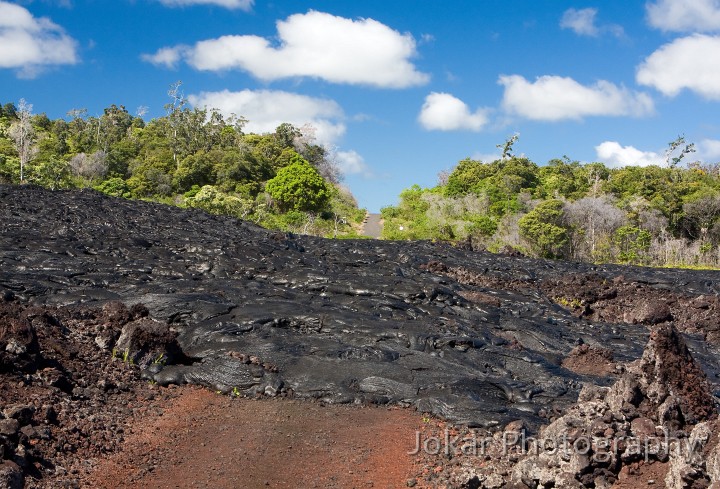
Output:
2,185,720,429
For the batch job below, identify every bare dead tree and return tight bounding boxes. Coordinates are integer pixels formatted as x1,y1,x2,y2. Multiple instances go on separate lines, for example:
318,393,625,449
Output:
69,150,109,181
8,99,37,183
564,196,626,261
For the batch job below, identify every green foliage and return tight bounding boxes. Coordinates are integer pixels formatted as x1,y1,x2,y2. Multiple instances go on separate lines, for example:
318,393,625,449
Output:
613,225,652,264
8,94,720,260
384,141,720,267
467,215,498,237
445,159,494,196
265,157,331,212
173,151,216,192
537,159,589,199
28,157,71,190
275,148,303,168
185,185,253,218
497,133,520,160
518,200,568,258
107,139,140,177
183,184,201,199
380,185,433,240
665,135,696,168
0,92,362,238
94,177,131,198
444,156,538,220
0,154,19,183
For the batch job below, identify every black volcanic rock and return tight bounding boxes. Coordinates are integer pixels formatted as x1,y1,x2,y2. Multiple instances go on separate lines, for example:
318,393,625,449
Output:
1,185,720,429
507,323,719,489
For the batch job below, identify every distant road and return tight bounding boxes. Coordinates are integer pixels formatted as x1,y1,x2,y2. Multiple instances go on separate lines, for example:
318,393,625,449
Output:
361,213,383,238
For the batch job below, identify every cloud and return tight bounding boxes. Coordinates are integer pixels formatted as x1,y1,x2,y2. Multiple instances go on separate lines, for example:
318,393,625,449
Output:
156,0,253,9
334,150,373,177
471,152,502,163
698,139,720,160
143,10,428,88
499,75,654,121
140,46,185,68
595,141,663,167
188,89,346,146
646,0,720,32
636,34,720,99
418,92,489,131
0,1,78,77
561,8,600,36
596,139,720,167
560,8,624,37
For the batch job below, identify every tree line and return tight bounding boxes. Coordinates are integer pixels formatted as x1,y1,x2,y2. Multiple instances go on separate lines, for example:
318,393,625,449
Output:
0,86,365,238
381,137,720,268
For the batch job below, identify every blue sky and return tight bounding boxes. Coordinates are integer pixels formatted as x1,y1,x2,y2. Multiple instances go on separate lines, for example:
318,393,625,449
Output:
1,0,720,211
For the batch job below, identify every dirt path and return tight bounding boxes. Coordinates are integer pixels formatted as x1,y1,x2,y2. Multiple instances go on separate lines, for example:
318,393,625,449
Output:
84,386,426,489
361,213,383,238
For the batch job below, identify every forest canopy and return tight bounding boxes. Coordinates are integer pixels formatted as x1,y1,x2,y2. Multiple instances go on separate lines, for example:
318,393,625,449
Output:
0,91,365,238
381,137,720,268
3,94,720,268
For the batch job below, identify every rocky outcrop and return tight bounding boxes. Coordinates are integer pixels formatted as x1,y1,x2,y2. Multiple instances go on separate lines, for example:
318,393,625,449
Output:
0,299,42,374
509,324,718,488
0,295,183,488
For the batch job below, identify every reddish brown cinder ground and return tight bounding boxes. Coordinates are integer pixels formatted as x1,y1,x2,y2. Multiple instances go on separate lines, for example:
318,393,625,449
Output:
84,386,426,489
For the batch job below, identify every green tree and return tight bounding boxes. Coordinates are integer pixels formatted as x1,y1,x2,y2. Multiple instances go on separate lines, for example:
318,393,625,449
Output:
186,185,253,218
467,215,498,237
665,135,696,168
0,154,19,183
613,225,652,263
497,133,519,160
94,177,131,198
445,159,494,196
273,122,301,149
98,105,133,152
173,151,217,192
213,148,273,191
265,156,331,212
380,185,433,240
518,199,568,258
28,157,71,190
537,158,588,199
1,103,17,120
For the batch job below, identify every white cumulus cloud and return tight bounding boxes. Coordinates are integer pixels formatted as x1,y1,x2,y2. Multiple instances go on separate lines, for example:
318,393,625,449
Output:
636,34,720,100
698,139,720,160
561,8,600,36
156,0,253,9
595,141,663,168
188,89,346,146
140,46,185,68
560,8,624,37
646,0,720,32
597,139,720,168
144,10,429,88
471,152,502,163
0,1,78,77
334,150,373,177
418,92,489,131
499,75,654,121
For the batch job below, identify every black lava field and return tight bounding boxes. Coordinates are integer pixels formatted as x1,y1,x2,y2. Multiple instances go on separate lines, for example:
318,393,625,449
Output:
2,185,719,429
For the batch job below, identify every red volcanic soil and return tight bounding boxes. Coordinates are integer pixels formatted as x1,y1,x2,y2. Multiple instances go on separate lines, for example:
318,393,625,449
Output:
84,387,427,489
